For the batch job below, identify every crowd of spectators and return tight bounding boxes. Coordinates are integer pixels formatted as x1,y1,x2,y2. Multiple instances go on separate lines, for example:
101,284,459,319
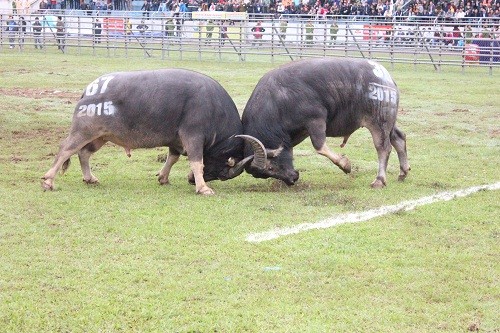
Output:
26,0,500,20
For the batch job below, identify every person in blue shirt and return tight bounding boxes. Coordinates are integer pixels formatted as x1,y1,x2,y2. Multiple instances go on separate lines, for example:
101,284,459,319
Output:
6,15,18,49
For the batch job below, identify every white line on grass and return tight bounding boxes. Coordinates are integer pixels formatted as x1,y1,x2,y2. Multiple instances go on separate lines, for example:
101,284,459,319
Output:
246,182,500,243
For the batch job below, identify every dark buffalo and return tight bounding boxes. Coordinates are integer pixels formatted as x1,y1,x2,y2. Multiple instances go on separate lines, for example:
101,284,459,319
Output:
42,69,260,194
238,57,410,188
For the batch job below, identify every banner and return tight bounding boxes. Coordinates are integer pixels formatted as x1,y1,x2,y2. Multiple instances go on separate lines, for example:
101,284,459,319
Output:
363,25,392,40
103,18,124,33
192,11,248,21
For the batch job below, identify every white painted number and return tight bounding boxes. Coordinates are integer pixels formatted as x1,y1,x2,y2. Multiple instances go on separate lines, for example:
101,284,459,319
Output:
368,83,397,105
77,101,115,117
85,76,115,96
79,75,117,117
103,101,114,115
368,61,392,83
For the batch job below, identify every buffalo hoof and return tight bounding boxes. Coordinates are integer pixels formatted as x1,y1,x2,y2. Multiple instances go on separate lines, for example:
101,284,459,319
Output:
398,166,411,181
197,186,215,195
41,179,54,191
158,176,170,185
83,177,99,185
339,156,351,174
370,178,386,189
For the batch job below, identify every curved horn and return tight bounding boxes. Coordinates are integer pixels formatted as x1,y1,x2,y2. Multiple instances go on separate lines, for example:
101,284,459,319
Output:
225,155,254,179
235,134,267,169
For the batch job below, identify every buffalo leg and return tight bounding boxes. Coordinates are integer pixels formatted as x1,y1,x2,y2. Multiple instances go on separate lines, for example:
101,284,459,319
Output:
367,126,392,188
180,133,214,195
42,132,97,190
157,147,180,185
307,120,351,173
390,126,411,181
189,160,214,195
78,138,107,184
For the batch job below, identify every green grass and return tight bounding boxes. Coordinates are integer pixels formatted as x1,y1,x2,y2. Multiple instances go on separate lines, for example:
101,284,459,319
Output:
0,51,499,332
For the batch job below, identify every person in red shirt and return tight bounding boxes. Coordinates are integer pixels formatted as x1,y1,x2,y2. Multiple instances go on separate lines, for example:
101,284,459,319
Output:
452,25,462,46
251,20,265,47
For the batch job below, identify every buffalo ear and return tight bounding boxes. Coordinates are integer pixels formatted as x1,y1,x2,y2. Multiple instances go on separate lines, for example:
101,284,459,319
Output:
227,157,235,167
266,146,283,158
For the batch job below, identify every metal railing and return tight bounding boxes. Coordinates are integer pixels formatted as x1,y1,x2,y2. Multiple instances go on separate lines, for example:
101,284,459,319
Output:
1,13,498,73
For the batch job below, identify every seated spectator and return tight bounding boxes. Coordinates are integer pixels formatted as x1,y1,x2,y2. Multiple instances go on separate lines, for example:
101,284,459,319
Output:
39,0,48,11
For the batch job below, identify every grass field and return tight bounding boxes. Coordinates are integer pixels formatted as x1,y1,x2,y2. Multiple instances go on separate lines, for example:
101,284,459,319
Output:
1,49,499,332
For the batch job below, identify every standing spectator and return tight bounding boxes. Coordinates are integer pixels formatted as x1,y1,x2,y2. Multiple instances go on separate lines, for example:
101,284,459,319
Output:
39,0,48,12
165,18,175,37
423,26,433,45
33,16,43,49
329,20,339,45
279,19,288,41
141,0,152,18
179,1,188,16
492,25,500,39
12,1,17,14
480,26,491,38
125,18,132,40
18,16,27,49
152,0,159,11
219,20,228,46
205,19,214,44
158,0,167,12
175,17,182,37
93,18,102,44
56,16,65,51
452,25,462,46
434,26,444,46
305,19,314,46
137,19,149,39
251,20,265,46
6,15,18,49
464,25,473,44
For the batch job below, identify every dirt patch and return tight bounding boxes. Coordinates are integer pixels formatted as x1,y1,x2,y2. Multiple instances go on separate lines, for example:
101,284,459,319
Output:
11,127,67,143
11,155,25,163
490,129,500,138
452,108,470,113
0,87,80,101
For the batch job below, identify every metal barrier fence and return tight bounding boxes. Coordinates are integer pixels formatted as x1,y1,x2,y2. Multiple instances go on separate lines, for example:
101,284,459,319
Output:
1,12,499,73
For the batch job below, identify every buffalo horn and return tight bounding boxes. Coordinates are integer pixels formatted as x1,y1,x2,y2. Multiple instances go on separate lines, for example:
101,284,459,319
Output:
225,155,254,179
235,135,267,169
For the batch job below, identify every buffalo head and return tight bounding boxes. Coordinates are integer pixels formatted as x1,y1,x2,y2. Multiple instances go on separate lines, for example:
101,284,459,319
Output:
236,135,300,186
188,135,256,185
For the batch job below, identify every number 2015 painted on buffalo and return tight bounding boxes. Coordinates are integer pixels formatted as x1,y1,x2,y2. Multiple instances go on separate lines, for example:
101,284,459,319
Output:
367,83,398,105
77,101,115,117
77,76,116,118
